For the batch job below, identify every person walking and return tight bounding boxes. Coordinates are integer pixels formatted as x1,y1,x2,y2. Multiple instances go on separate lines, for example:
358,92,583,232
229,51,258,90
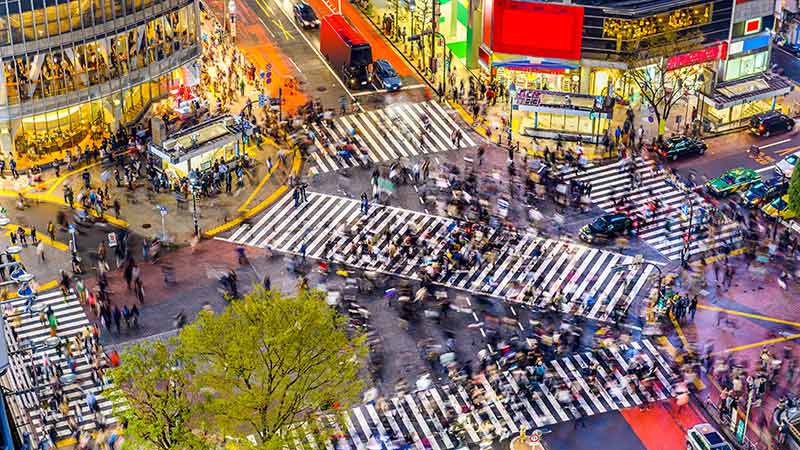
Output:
293,188,300,208
360,192,369,214
47,221,55,242
10,159,18,179
689,296,698,320
36,240,45,262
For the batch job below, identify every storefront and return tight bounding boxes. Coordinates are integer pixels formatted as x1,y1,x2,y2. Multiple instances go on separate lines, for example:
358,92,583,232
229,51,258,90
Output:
148,114,243,181
491,59,581,93
700,72,793,132
9,66,194,162
514,89,611,144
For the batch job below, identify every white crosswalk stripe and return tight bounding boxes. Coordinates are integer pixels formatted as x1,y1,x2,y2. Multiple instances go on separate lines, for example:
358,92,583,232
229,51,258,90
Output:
307,101,475,175
0,289,118,442
563,158,742,261
326,339,673,450
222,192,655,321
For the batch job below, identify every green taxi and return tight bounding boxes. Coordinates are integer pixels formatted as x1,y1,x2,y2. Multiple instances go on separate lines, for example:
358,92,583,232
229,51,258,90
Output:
705,168,760,197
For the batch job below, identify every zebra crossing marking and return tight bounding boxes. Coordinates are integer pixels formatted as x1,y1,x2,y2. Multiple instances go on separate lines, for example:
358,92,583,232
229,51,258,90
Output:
1,289,117,441
222,192,656,322
308,101,475,175
563,158,741,261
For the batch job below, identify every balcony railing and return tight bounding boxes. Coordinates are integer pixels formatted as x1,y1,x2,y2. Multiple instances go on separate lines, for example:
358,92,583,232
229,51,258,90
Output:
0,44,199,120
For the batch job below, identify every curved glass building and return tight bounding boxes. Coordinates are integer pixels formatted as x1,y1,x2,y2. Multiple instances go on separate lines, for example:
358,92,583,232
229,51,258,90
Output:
0,0,200,158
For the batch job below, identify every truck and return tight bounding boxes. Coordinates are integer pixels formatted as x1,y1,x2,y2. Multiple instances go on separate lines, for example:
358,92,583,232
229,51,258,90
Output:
319,14,372,89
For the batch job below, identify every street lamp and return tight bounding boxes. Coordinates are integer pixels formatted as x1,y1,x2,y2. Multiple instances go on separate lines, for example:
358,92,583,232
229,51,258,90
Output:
508,82,517,146
188,171,200,237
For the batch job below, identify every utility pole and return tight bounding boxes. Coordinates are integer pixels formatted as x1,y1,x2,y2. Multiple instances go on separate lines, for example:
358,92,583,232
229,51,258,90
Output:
430,0,436,75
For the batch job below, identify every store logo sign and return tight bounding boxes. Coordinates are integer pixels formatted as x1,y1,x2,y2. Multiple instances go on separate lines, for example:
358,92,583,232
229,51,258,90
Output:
744,17,762,35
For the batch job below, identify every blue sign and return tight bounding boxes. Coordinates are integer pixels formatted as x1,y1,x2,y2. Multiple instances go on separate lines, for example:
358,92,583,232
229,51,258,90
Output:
258,93,265,108
742,34,770,53
68,223,75,232
260,70,265,79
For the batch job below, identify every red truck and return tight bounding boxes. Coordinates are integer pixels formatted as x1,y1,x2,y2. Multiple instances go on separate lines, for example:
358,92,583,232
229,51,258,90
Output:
319,14,372,89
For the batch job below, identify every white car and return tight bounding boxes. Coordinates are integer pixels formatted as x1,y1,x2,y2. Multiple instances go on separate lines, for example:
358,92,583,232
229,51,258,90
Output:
776,151,800,178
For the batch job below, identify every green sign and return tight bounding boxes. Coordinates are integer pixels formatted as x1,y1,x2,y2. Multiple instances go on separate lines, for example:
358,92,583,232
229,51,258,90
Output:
736,419,745,443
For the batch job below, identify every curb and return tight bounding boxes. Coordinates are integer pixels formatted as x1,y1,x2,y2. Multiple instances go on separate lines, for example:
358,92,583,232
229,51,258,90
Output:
1,224,68,252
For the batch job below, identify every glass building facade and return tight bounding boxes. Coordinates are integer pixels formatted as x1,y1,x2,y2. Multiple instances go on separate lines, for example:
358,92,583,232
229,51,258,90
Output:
0,0,200,159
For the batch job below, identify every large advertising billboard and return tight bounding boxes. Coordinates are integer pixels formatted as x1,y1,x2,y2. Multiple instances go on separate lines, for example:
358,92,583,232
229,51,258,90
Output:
485,0,584,60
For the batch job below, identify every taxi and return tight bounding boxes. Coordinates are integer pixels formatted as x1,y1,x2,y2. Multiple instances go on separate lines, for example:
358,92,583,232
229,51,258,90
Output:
762,195,798,220
686,423,732,450
706,168,760,197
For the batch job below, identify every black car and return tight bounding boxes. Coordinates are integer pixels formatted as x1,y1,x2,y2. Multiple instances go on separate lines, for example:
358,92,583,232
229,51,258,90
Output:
749,111,795,137
293,2,319,28
654,136,707,160
739,176,789,208
579,213,632,243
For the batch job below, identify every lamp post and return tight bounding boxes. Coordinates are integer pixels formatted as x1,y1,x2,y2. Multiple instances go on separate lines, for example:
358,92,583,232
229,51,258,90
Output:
189,172,200,237
434,32,447,98
508,82,517,146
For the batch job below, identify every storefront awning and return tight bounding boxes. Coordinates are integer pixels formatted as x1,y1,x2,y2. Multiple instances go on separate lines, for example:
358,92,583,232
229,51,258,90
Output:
702,72,793,110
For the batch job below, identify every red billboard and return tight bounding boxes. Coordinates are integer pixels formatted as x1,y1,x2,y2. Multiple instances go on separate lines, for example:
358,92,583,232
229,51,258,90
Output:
486,0,584,60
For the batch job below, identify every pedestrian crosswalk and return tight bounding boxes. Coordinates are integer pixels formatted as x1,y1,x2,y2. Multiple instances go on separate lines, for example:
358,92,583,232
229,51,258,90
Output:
223,192,655,321
0,289,117,442
317,338,674,450
307,100,476,175
564,158,741,261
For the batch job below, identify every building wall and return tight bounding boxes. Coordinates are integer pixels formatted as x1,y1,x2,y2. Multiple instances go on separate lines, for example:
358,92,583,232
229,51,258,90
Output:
0,0,201,156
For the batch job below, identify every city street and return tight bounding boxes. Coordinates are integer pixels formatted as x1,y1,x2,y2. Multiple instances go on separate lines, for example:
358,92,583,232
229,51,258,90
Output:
4,0,800,449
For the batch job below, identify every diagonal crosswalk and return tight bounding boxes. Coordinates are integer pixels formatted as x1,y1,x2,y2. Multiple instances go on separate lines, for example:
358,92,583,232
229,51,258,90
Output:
319,338,674,450
1,289,117,442
563,158,741,261
307,100,476,175
222,192,656,321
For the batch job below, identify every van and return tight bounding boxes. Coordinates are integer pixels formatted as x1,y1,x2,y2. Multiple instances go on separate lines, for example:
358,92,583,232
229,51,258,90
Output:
750,111,795,137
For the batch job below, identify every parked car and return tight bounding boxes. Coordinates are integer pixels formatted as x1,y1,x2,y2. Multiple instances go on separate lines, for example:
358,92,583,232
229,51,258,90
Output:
293,2,319,28
372,59,402,91
749,111,795,136
776,151,800,179
740,176,788,208
653,136,707,160
579,213,632,243
762,195,797,220
686,423,732,450
706,167,760,197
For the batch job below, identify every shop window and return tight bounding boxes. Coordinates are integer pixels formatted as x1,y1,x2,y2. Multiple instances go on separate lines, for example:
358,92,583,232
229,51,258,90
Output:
724,50,768,81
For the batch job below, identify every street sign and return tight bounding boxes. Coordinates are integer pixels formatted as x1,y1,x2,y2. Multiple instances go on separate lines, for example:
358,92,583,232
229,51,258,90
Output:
258,93,265,108
260,70,265,79
157,205,168,216
266,63,272,70
108,232,118,248
267,77,272,85
68,223,75,233
736,419,746,443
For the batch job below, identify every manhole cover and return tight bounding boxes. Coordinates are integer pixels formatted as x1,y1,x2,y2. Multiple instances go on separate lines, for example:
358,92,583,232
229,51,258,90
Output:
316,86,327,92
142,224,151,229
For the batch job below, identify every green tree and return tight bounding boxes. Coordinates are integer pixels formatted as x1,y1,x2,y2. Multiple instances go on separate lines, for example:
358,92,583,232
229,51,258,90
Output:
788,165,800,215
178,288,367,449
107,338,210,450
623,31,705,137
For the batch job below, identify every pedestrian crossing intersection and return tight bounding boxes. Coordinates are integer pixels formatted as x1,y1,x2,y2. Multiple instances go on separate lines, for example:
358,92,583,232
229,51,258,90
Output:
223,192,656,321
297,338,674,450
1,289,117,442
563,158,741,261
307,100,476,175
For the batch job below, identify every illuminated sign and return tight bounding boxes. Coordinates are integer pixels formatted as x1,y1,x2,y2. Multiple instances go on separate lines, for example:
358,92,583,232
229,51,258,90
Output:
744,17,762,35
485,0,584,60
667,42,727,70
729,35,770,55
603,4,712,42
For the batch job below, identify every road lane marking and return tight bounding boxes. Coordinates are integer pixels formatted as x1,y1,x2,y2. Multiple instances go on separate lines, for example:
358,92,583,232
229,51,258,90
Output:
755,165,775,173
777,145,800,156
759,138,791,149
718,333,800,355
698,304,800,328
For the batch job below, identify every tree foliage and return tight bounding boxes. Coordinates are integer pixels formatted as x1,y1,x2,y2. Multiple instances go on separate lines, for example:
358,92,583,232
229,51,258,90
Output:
108,338,210,450
110,289,367,450
788,165,800,215
623,31,705,136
